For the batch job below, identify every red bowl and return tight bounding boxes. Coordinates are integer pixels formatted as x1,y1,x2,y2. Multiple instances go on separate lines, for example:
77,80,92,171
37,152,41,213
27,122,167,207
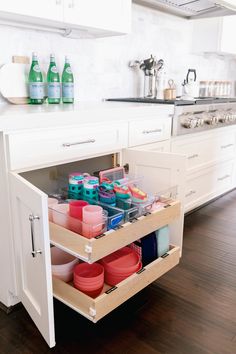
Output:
73,280,103,290
105,262,142,286
73,282,103,298
101,247,140,273
73,263,104,283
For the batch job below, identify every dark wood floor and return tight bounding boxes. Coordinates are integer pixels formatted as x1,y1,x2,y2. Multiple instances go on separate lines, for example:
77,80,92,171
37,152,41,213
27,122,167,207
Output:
1,191,236,354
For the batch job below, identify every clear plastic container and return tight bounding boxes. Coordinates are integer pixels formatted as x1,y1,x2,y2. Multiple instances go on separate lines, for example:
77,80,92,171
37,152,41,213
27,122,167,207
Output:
49,203,108,239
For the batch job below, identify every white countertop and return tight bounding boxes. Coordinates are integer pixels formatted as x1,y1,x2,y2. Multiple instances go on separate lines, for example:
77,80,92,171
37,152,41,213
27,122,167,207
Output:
0,101,174,131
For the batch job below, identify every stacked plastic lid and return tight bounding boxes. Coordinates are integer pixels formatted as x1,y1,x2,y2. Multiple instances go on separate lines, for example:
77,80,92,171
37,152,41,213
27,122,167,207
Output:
100,247,142,286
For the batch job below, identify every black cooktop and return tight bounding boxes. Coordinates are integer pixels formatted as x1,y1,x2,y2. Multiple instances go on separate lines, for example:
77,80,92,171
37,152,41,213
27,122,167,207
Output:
107,97,236,106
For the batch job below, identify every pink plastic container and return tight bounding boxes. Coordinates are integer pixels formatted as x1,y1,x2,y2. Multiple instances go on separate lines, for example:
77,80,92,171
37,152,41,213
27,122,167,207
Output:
69,200,89,220
82,205,105,238
51,246,79,282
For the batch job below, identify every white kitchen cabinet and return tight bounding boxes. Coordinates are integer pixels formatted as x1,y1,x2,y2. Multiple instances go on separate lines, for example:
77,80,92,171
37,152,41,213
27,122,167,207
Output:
128,117,171,147
171,128,236,173
63,0,131,34
192,15,236,55
0,0,63,24
185,159,235,212
171,127,236,212
0,0,131,37
6,121,185,347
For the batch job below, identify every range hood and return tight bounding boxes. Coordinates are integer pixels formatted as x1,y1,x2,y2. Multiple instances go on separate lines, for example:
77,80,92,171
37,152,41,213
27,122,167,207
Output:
133,0,236,19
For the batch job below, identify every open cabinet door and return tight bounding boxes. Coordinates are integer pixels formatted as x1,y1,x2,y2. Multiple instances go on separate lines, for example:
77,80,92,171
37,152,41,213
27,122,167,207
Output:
123,148,186,252
9,172,55,348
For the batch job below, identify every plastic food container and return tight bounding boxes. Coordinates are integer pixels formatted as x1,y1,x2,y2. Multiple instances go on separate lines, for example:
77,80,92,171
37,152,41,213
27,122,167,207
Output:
51,246,79,282
100,247,142,286
73,263,104,298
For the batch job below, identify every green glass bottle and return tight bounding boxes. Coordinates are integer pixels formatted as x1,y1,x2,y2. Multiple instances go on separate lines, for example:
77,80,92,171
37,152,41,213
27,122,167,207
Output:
28,52,44,104
62,56,74,104
47,54,60,104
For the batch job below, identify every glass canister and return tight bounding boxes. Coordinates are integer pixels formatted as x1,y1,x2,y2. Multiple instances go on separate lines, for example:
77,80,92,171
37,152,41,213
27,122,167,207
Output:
199,81,208,98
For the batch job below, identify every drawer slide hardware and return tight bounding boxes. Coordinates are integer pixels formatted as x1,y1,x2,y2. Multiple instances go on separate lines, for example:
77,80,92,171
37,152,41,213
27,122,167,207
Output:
29,214,42,258
136,267,146,274
105,286,118,294
62,139,96,147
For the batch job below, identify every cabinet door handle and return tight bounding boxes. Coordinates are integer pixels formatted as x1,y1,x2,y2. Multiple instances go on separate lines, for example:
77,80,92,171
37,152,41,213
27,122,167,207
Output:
29,214,42,258
217,174,230,181
221,143,234,149
188,153,199,159
62,139,96,147
185,190,196,198
142,129,162,134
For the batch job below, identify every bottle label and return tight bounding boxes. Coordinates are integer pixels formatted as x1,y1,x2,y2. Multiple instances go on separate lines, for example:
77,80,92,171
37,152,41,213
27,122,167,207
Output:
48,82,61,99
66,67,72,74
33,65,41,73
62,83,74,99
29,82,44,99
51,66,58,74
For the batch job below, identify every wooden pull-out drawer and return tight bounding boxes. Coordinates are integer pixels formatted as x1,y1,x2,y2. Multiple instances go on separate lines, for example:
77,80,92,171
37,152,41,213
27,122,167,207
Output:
50,200,180,263
53,245,180,323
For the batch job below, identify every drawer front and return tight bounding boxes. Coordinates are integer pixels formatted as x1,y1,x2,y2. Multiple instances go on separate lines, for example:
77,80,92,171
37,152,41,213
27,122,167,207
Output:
6,122,128,170
129,117,171,147
172,131,236,172
185,160,235,212
53,245,180,323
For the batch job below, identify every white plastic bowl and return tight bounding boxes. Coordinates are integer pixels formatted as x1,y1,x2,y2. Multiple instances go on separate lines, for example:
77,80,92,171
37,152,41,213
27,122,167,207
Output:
51,246,78,282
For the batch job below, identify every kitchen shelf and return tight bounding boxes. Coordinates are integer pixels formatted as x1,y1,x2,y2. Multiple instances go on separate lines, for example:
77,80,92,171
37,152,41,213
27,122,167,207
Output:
50,200,180,263
52,245,180,322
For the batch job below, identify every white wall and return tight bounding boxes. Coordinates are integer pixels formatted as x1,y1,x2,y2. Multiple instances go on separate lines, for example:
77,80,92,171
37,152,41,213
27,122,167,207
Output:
0,4,235,102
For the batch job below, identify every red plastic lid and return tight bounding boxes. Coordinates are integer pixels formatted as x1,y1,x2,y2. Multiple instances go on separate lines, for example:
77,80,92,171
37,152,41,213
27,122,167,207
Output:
101,247,140,270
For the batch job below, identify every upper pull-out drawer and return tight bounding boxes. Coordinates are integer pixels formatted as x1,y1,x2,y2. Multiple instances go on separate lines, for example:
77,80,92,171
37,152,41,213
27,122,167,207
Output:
129,117,172,147
6,122,128,171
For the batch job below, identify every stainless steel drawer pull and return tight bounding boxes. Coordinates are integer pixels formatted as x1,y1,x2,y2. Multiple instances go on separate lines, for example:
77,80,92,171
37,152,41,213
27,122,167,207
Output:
217,174,230,181
188,153,199,159
62,139,96,147
185,190,196,198
142,129,162,134
29,214,42,258
221,143,234,149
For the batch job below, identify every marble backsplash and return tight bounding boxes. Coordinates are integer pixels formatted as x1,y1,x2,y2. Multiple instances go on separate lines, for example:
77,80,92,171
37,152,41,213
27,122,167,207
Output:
0,3,235,103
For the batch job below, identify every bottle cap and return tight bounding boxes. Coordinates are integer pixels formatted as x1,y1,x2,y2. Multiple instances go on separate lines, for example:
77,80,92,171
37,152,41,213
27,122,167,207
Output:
65,56,70,63
32,52,38,59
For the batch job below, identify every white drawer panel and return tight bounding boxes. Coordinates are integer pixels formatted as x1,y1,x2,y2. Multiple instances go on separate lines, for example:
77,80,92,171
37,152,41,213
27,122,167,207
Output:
185,160,235,212
172,130,236,172
6,122,128,171
129,117,171,147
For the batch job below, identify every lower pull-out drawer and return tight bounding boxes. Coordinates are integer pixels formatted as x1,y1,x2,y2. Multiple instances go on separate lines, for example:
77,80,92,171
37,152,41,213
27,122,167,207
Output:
52,245,180,323
50,200,180,263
